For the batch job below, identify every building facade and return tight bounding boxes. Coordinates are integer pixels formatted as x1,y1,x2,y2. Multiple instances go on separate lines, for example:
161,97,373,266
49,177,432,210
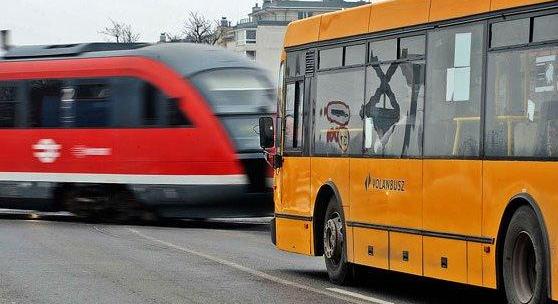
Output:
219,0,366,80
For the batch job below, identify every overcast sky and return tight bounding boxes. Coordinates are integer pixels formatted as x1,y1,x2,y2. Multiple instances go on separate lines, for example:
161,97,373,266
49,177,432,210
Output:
0,0,267,45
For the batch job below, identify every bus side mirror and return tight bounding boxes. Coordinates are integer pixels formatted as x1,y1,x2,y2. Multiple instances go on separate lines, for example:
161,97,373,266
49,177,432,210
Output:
259,117,274,149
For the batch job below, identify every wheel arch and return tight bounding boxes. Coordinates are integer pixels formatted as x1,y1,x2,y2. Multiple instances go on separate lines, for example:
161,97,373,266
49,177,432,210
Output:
312,181,343,256
496,193,552,298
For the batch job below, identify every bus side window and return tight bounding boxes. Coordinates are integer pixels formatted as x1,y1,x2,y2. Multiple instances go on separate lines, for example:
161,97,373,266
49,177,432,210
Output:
284,81,304,151
424,23,485,158
485,46,558,158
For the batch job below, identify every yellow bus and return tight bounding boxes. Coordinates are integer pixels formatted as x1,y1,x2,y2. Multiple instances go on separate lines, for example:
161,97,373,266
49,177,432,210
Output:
258,0,558,303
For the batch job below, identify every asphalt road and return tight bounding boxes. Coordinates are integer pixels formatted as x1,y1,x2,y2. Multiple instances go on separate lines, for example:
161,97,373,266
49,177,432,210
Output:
0,211,505,304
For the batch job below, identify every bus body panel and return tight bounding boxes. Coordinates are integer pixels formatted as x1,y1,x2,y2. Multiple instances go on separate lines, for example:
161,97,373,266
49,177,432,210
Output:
483,161,558,298
276,217,313,255
491,0,555,10
423,237,468,284
370,0,431,33
283,16,322,48
279,157,311,216
319,6,371,42
350,158,423,225
353,227,389,269
430,0,491,23
423,160,483,237
311,158,350,208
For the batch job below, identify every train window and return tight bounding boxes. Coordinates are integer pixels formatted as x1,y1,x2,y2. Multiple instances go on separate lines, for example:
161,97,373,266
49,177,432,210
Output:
533,14,558,43
142,83,159,126
370,39,397,63
319,47,343,70
0,83,19,128
344,44,366,66
74,83,112,128
485,46,558,158
490,18,530,48
166,99,190,127
28,80,63,128
424,23,485,157
399,35,426,60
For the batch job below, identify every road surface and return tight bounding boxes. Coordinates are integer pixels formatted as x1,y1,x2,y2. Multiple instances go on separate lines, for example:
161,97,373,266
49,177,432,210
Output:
0,211,504,304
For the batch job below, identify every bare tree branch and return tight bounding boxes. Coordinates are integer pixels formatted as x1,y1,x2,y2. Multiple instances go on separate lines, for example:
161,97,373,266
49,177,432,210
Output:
182,12,224,45
100,19,141,43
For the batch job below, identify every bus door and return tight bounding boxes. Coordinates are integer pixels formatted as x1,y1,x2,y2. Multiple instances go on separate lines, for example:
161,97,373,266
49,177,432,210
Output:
276,78,313,254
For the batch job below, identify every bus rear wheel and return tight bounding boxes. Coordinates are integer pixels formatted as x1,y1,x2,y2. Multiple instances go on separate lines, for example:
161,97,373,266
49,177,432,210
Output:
323,197,357,285
503,206,549,304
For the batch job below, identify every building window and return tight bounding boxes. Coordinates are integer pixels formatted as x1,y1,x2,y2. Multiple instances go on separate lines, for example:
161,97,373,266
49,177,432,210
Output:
246,51,256,60
485,46,558,158
246,30,257,44
298,12,313,19
424,23,485,157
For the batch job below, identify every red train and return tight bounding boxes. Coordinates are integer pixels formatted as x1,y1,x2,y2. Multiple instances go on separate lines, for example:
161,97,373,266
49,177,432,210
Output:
0,42,275,220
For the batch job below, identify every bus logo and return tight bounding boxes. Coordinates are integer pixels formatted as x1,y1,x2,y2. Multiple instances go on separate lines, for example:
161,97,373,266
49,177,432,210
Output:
33,139,61,164
365,173,406,192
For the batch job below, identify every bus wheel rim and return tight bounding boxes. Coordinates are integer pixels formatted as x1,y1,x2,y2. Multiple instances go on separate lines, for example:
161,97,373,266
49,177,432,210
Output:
512,231,537,304
324,212,343,265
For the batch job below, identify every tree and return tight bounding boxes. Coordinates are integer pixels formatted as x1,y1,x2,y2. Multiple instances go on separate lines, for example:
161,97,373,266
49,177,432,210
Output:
182,12,223,45
100,19,141,43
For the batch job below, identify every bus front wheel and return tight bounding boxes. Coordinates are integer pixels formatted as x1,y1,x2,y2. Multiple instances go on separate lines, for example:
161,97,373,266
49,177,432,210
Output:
323,197,356,285
503,206,549,304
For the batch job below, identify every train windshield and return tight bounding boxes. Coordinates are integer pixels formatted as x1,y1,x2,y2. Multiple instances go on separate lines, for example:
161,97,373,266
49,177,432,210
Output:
192,68,275,114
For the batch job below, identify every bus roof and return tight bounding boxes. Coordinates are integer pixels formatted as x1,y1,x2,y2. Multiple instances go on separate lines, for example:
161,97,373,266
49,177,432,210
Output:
2,42,260,77
284,0,555,48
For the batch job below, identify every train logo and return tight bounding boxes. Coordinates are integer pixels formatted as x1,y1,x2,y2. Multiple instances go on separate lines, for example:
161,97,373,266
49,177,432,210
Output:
33,139,61,163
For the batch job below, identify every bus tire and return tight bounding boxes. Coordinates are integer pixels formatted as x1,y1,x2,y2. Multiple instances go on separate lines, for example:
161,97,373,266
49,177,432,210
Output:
503,206,549,304
323,196,354,285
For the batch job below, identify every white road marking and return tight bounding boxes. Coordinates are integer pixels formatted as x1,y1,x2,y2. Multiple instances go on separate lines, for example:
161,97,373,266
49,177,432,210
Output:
128,228,372,304
327,288,395,304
